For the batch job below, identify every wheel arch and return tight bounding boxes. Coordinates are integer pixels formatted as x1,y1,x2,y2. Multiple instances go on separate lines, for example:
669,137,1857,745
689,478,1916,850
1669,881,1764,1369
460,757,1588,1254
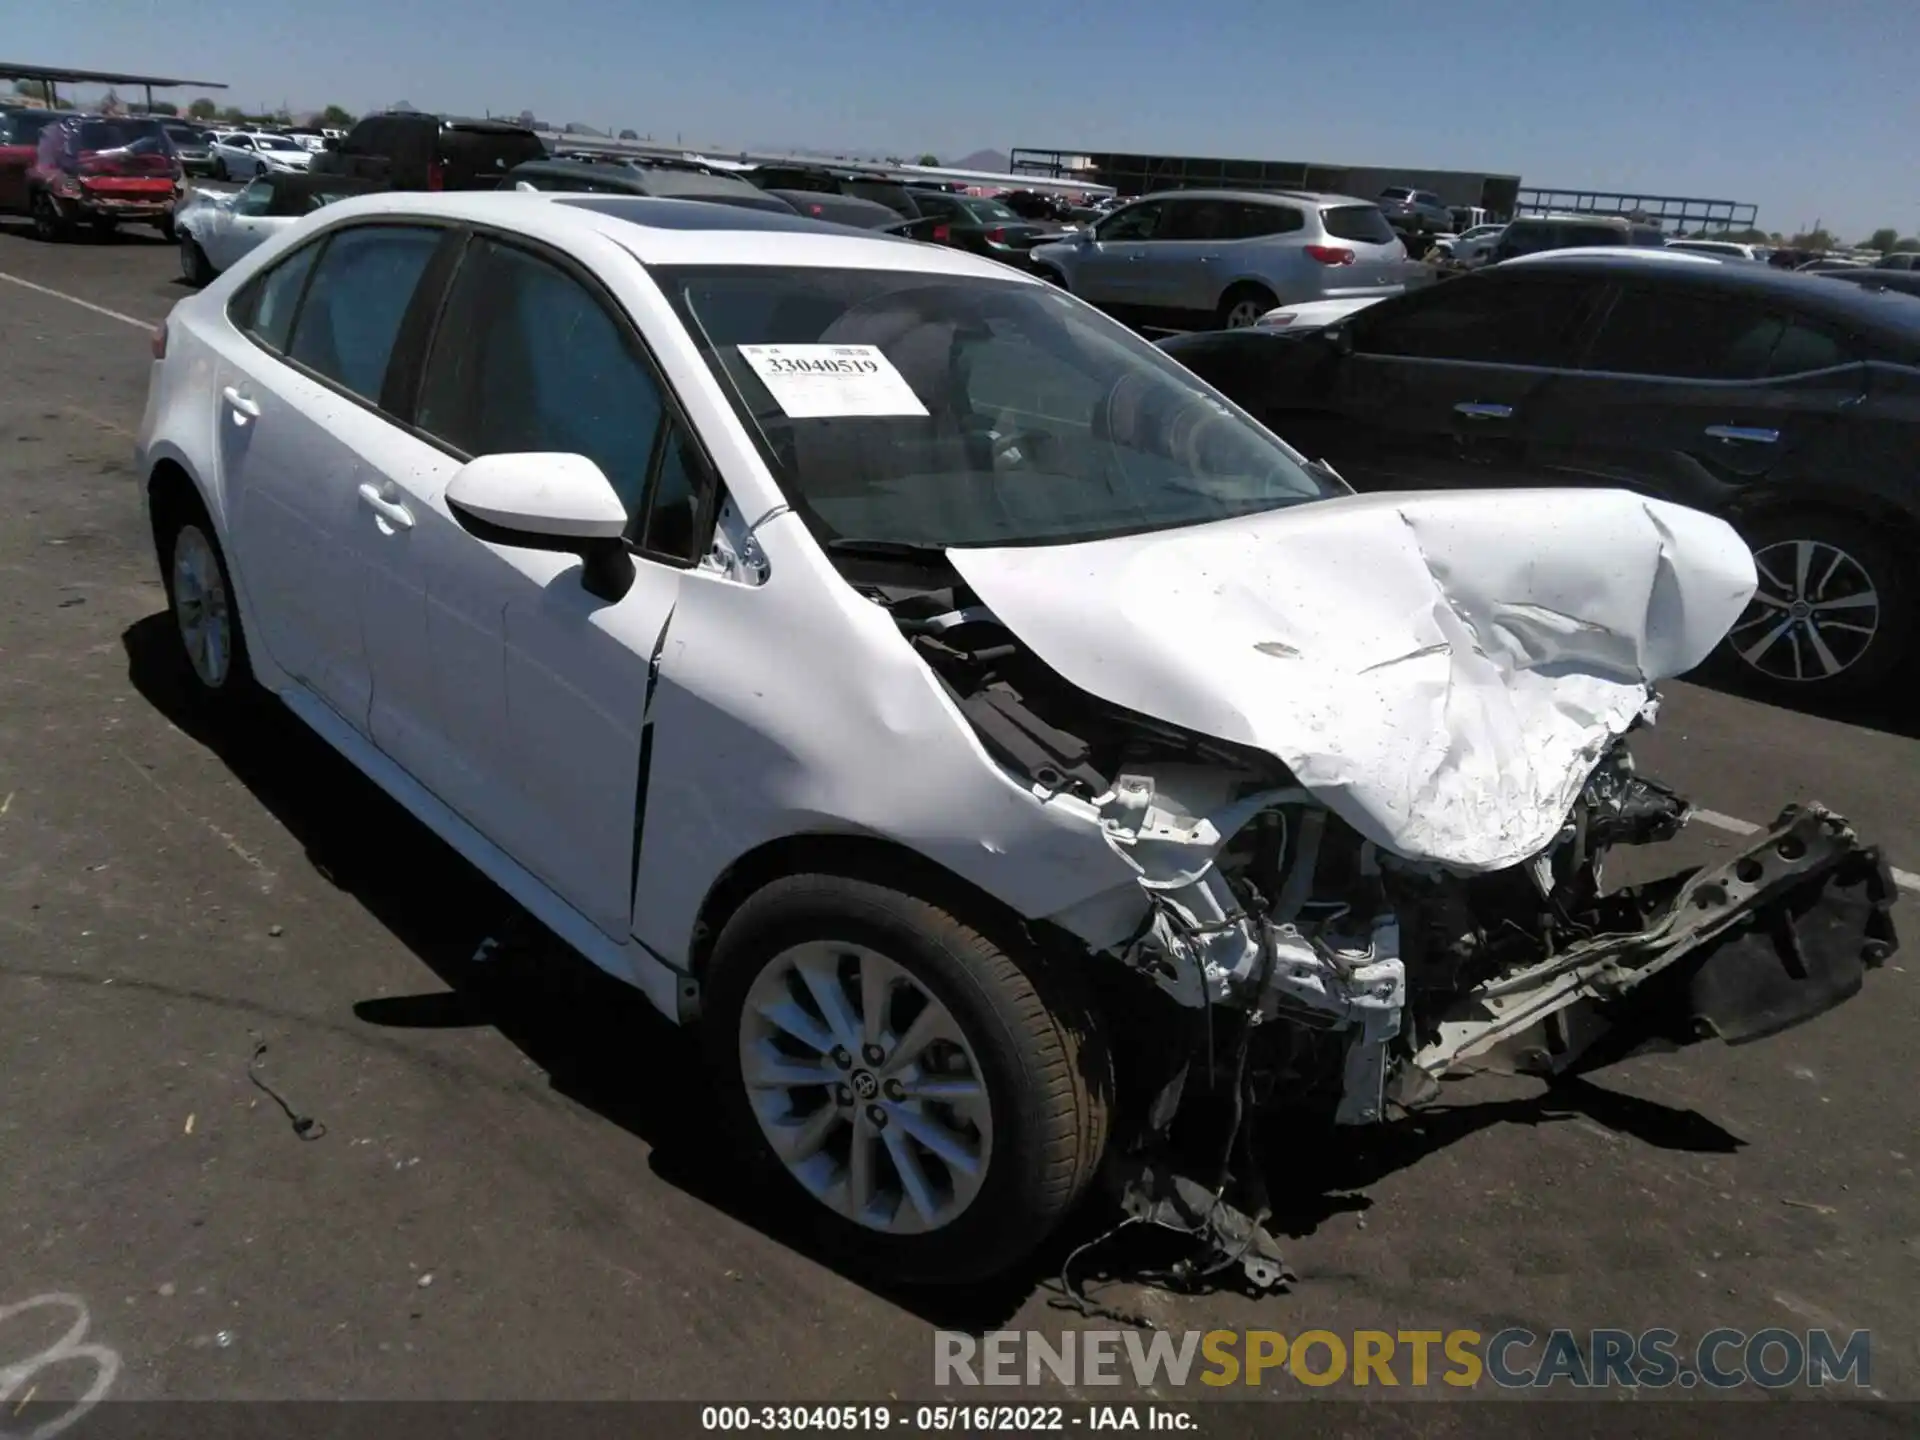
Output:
685,830,1082,981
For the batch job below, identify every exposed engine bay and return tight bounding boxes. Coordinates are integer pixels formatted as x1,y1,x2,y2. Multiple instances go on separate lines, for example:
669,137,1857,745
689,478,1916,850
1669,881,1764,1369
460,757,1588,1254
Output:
860,563,1899,1297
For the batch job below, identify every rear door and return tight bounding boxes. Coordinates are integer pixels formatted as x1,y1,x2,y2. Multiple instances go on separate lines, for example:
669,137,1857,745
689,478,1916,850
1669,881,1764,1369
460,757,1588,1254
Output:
211,221,448,731
1526,281,1866,513
1269,269,1604,490
1137,196,1238,321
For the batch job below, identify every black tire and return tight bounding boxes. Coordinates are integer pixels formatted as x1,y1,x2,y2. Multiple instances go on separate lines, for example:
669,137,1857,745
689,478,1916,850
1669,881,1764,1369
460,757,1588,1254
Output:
703,874,1111,1285
29,192,70,243
157,498,257,711
1216,282,1278,330
180,235,214,286
1722,509,1909,699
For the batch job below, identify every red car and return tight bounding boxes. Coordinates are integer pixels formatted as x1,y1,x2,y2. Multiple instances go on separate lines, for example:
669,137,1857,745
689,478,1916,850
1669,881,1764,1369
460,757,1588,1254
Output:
0,107,79,215
13,114,182,240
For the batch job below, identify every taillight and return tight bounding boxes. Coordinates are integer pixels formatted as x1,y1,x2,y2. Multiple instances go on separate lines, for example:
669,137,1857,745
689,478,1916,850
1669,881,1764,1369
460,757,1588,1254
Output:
808,203,823,215
932,224,950,243
427,160,445,191
984,226,1006,244
1305,245,1356,265
150,322,167,360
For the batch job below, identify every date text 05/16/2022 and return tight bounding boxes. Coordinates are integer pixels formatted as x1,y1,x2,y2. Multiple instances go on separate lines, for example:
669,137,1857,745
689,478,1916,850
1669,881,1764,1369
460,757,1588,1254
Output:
700,1406,1195,1432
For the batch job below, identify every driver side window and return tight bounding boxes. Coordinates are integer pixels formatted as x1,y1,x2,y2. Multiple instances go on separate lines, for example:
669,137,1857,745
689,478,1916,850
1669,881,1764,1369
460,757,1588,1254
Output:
232,180,275,216
1096,201,1165,243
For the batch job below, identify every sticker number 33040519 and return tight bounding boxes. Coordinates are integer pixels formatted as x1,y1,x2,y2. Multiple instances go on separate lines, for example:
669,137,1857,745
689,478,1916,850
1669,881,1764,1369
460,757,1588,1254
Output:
736,343,930,419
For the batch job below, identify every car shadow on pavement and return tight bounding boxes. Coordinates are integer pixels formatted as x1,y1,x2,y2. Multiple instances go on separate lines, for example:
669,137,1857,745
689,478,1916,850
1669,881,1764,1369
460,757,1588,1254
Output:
123,611,1749,1331
1684,656,1920,740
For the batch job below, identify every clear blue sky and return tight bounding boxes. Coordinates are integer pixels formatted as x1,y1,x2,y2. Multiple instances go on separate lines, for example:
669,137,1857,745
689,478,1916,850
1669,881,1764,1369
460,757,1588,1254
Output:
16,0,1917,241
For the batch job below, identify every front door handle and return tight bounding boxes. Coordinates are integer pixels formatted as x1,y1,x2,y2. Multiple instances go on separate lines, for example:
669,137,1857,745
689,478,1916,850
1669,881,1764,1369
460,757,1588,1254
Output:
1454,401,1513,420
1705,425,1779,444
357,482,414,532
222,385,260,420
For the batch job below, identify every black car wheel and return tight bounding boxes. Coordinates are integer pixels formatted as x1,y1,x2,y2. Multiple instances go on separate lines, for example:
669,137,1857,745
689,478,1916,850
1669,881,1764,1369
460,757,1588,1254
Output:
1217,283,1278,330
180,234,215,286
1724,511,1909,697
29,192,70,242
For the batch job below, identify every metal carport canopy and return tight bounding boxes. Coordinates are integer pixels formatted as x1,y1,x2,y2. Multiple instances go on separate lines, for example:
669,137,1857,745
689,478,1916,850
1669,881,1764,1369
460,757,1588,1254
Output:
0,61,227,110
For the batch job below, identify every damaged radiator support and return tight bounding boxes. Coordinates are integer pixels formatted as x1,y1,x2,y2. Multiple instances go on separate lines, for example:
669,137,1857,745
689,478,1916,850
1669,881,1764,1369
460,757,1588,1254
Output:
1085,782,1895,1302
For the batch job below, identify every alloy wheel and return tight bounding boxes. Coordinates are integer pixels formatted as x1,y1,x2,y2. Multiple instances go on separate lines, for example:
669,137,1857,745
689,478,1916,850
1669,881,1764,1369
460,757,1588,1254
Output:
1728,537,1879,683
171,525,232,689
738,941,993,1236
1223,298,1266,329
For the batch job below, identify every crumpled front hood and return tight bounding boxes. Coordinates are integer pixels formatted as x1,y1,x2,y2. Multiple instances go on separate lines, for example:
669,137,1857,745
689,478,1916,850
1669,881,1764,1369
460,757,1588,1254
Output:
946,488,1757,872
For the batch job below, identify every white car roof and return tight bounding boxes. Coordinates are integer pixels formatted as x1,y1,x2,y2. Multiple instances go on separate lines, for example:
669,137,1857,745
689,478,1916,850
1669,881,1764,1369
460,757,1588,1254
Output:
1499,246,1723,268
300,190,1049,279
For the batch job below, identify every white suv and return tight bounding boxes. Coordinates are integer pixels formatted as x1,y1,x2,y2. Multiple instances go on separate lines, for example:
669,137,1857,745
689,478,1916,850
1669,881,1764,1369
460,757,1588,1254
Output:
1028,189,1413,330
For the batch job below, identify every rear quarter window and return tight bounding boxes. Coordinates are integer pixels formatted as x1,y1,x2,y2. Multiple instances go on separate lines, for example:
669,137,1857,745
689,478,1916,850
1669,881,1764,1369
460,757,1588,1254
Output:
1320,205,1397,245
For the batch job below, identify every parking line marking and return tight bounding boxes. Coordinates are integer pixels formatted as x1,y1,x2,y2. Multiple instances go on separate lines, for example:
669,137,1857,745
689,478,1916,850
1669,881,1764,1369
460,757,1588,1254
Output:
0,271,151,331
1693,808,1919,893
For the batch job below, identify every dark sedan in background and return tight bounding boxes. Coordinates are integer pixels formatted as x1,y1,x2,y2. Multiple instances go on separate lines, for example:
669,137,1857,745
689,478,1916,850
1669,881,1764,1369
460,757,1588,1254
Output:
1158,251,1920,697
895,187,1061,265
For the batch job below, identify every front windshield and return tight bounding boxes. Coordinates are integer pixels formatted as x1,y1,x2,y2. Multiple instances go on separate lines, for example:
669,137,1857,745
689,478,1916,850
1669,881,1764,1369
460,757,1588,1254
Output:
661,266,1338,549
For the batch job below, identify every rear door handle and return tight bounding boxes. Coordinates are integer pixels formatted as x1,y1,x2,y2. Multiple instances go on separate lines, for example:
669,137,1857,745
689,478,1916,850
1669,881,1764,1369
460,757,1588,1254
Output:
1453,401,1513,420
1705,425,1779,444
221,385,260,420
357,482,414,531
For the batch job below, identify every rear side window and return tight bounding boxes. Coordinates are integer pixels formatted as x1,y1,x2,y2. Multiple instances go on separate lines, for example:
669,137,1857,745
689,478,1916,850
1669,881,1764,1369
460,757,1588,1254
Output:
1162,199,1234,241
416,237,668,526
1765,319,1854,375
1580,288,1784,380
1320,205,1396,245
286,225,442,400
1356,274,1596,365
1233,202,1304,238
238,241,322,352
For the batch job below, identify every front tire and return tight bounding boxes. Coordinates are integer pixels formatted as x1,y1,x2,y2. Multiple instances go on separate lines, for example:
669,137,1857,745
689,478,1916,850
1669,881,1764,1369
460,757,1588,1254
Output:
704,874,1111,1284
29,192,70,242
1722,510,1908,698
1217,283,1277,330
180,234,214,286
159,506,255,709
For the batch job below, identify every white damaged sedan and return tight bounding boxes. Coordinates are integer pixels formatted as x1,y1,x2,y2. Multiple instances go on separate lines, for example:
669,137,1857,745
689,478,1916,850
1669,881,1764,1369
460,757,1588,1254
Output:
136,192,1897,1286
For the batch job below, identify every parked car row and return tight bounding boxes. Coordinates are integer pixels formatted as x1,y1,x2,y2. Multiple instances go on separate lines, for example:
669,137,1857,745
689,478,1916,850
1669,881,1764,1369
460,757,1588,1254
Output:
1158,248,1920,697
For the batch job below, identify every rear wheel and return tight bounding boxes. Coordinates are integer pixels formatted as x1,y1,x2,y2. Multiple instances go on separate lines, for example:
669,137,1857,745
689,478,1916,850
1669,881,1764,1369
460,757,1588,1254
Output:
1724,510,1908,697
704,874,1111,1284
1217,283,1277,330
159,503,255,710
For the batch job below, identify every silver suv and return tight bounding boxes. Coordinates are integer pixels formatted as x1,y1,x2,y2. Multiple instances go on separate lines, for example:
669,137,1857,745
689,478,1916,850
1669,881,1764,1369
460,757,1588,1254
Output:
1028,189,1411,331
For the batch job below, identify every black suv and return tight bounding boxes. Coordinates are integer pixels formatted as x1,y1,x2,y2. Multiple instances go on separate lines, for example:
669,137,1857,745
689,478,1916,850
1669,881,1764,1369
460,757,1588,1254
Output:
1157,252,1920,697
310,111,548,191
737,163,922,219
1492,214,1667,260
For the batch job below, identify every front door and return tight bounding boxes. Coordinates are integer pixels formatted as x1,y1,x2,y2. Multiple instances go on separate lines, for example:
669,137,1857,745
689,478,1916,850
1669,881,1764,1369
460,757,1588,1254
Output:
385,232,709,939
1276,269,1603,492
1072,199,1167,313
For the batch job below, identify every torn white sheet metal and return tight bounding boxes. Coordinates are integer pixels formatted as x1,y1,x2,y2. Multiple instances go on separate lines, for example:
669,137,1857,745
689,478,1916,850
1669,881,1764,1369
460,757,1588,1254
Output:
948,488,1757,872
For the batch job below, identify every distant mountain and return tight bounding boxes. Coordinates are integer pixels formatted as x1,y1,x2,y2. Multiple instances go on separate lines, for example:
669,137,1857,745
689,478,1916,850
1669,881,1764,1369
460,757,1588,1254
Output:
950,149,1010,172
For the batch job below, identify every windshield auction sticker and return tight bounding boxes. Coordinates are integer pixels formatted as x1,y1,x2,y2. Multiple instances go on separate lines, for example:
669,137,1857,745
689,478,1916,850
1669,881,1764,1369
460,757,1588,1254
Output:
737,344,929,419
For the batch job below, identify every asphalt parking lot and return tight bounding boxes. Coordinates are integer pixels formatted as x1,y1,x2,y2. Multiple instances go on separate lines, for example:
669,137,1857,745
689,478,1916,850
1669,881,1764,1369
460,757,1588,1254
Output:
1,217,1916,1420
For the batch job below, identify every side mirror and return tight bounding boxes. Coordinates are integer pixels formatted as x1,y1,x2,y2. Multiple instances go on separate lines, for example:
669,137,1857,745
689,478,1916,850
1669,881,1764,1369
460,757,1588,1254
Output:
445,452,636,602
